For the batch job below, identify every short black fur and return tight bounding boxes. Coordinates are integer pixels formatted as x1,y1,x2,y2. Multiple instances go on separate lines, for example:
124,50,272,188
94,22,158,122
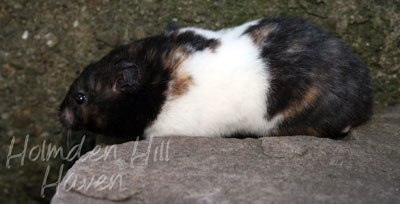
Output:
244,17,373,138
59,30,218,138
60,17,373,139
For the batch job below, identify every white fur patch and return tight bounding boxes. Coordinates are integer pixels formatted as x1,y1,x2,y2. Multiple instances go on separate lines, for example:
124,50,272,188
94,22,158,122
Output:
144,21,282,138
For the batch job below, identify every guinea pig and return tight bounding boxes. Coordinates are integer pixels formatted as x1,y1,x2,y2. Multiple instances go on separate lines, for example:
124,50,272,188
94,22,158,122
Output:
59,16,373,139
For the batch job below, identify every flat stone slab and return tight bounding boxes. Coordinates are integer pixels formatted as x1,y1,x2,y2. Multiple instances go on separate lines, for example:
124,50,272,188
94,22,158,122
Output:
52,106,400,204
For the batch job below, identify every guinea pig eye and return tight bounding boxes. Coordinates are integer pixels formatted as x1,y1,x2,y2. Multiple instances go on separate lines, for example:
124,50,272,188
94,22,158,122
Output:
75,93,86,105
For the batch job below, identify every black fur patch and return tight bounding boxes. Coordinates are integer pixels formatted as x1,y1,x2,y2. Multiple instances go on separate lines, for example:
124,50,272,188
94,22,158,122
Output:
59,30,219,138
244,17,373,138
60,17,373,139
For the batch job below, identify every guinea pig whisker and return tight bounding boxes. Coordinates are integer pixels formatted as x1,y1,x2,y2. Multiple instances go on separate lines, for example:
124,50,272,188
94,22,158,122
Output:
67,129,71,151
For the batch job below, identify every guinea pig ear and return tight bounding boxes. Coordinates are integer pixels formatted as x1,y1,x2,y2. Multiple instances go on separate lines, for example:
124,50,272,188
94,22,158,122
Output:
164,22,180,33
113,61,139,93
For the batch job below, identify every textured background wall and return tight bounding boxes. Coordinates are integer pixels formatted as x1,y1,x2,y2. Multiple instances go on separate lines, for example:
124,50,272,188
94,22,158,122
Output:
0,0,399,203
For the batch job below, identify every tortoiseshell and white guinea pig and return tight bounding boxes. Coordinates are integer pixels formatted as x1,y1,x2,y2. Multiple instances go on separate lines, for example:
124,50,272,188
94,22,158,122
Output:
59,17,373,139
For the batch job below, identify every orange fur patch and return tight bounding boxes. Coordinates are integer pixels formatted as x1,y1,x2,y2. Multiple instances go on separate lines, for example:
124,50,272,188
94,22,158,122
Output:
304,127,320,136
283,87,319,119
161,46,194,97
81,106,88,125
249,25,276,46
169,73,192,97
162,46,189,70
274,127,320,137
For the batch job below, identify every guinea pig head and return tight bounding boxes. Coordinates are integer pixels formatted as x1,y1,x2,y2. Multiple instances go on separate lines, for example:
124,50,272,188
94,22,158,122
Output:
59,45,155,137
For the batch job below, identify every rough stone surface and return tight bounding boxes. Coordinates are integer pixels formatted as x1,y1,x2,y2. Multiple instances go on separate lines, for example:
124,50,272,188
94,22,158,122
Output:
1,1,400,203
52,107,400,204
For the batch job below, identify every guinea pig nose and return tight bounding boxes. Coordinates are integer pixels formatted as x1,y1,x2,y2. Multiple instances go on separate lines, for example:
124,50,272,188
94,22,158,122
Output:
62,108,74,128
